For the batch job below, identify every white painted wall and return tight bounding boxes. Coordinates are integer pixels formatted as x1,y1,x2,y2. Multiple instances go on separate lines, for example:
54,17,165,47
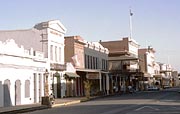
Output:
36,20,67,97
47,28,65,64
128,39,139,70
128,38,139,57
0,39,47,107
129,43,138,57
146,52,155,75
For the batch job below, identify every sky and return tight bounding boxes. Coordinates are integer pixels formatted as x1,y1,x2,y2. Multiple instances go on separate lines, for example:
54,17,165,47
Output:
0,0,180,71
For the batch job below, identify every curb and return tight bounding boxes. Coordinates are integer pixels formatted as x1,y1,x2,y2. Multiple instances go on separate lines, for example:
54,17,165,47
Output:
0,105,49,114
52,100,81,108
0,95,113,113
51,96,102,108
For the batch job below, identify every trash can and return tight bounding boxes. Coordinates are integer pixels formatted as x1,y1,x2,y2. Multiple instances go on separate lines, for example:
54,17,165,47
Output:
41,96,52,107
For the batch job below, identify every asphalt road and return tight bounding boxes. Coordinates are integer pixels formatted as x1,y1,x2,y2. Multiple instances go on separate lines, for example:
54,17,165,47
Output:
27,88,180,114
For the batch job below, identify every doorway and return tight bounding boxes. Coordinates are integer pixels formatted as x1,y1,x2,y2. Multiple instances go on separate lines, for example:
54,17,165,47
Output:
4,79,12,107
15,80,21,105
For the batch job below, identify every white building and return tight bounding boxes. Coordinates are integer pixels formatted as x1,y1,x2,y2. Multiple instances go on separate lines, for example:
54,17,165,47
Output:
0,39,47,107
34,20,67,98
138,46,156,90
158,63,173,88
0,20,67,98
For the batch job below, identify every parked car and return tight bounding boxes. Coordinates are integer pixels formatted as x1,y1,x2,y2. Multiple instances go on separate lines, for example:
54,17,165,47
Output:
147,86,160,91
163,85,170,89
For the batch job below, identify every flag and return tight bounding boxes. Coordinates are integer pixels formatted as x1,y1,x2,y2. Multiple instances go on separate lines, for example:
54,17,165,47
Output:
71,54,80,67
130,9,133,16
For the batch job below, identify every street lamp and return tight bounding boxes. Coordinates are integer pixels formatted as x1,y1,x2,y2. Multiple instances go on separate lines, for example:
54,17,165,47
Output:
41,69,52,107
44,69,49,96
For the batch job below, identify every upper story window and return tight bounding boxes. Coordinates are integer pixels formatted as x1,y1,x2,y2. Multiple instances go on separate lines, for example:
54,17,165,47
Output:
96,58,99,69
90,56,92,69
87,55,90,69
102,59,105,70
50,45,53,61
85,54,87,68
55,46,57,62
93,57,95,69
59,47,61,62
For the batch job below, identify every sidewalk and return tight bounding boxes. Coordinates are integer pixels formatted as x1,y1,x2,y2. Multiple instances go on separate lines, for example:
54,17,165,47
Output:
0,96,100,114
0,103,48,114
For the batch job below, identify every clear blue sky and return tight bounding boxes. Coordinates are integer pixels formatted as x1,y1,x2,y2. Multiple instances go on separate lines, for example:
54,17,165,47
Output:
0,0,180,71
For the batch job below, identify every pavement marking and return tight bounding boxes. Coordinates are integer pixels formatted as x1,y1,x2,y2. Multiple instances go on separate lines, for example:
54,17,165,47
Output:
135,106,159,111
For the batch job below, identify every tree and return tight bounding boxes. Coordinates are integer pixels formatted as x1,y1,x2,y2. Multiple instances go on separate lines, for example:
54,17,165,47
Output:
84,80,92,99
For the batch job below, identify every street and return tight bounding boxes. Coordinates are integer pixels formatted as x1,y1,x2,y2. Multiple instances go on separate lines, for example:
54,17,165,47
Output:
27,88,180,114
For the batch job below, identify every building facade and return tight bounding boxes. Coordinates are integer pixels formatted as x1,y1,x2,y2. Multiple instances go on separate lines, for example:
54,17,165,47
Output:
65,36,85,97
0,20,67,98
158,63,173,88
84,41,109,95
100,37,140,93
65,36,109,96
138,46,156,90
172,71,180,87
34,20,67,98
0,39,47,107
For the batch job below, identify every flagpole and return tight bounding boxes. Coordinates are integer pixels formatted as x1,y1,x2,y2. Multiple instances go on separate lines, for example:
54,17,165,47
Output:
129,8,133,39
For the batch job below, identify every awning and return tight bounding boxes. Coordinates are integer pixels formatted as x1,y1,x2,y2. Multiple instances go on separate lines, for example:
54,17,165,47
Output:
65,72,80,78
76,68,100,73
76,68,109,74
108,55,138,61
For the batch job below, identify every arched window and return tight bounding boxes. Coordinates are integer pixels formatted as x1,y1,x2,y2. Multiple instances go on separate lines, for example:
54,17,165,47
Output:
25,80,30,98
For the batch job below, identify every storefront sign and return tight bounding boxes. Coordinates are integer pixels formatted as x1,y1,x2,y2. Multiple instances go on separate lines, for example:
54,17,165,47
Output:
86,73,99,79
50,63,66,71
50,30,62,37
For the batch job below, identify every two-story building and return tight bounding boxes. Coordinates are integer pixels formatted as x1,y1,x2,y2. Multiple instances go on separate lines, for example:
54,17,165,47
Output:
100,37,140,93
34,20,67,98
65,36,109,96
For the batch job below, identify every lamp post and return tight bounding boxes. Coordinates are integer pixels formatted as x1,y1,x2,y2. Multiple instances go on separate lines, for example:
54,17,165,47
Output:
44,69,49,96
41,69,52,106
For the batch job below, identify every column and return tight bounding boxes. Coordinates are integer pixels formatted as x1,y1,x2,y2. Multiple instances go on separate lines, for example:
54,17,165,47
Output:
99,72,102,91
106,74,109,95
103,74,106,93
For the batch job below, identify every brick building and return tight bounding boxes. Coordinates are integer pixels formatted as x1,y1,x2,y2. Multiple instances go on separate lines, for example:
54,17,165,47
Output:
100,37,140,93
65,36,109,96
